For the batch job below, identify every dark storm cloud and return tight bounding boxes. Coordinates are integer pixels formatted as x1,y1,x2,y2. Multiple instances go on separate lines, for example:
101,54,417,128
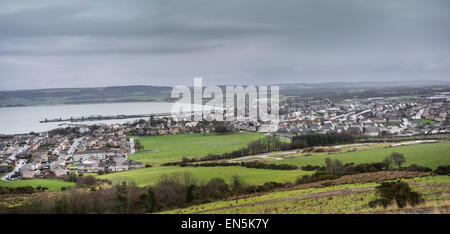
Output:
0,0,449,90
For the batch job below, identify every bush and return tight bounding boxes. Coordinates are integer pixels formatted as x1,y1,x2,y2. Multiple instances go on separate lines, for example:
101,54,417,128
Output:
301,165,325,171
65,174,78,182
325,158,345,175
76,175,97,188
154,176,187,208
368,180,424,208
295,171,338,185
203,178,230,199
284,182,294,188
0,186,36,194
36,186,49,192
434,165,450,175
401,164,432,172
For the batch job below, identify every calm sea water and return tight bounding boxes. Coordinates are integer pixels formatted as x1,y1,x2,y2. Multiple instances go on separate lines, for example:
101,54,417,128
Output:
0,102,177,135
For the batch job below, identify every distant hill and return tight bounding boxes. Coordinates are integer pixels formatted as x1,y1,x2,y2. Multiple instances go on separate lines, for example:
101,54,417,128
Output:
276,80,450,100
0,85,174,107
1,80,449,107
275,79,450,88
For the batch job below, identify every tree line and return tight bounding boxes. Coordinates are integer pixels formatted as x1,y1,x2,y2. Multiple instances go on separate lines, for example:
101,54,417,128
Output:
175,161,298,170
1,171,294,214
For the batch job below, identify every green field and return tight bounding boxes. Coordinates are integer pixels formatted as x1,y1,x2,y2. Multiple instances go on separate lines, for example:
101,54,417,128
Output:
271,142,450,170
97,166,312,186
419,118,437,125
0,179,75,191
129,133,266,164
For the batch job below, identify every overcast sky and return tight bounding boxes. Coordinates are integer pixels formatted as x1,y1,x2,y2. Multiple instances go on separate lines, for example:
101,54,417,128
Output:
0,0,449,90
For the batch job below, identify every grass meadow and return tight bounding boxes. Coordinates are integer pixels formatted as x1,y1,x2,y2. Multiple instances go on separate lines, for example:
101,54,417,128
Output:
97,166,312,187
129,132,266,165
270,142,450,170
0,179,75,191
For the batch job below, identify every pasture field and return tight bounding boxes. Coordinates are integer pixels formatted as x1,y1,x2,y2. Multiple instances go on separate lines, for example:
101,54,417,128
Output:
97,166,312,186
270,142,450,170
162,175,450,214
129,133,266,164
0,179,75,191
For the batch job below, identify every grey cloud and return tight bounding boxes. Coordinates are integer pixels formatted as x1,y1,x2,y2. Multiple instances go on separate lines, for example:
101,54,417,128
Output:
0,0,449,90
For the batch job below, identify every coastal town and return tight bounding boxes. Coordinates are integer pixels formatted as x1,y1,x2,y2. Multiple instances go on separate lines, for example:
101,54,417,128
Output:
0,92,448,181
276,93,449,137
2,0,450,218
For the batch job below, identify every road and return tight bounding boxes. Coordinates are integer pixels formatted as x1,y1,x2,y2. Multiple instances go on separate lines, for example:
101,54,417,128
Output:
67,137,82,155
1,145,30,181
413,108,425,119
227,151,295,163
129,138,135,154
56,137,83,163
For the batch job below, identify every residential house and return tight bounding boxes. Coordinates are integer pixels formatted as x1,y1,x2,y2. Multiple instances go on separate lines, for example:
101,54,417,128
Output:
0,162,9,173
364,127,381,136
73,150,106,162
373,117,386,124
19,166,36,179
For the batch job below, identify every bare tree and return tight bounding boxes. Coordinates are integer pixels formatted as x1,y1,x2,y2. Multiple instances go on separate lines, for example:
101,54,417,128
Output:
382,156,393,170
325,158,344,175
231,174,244,203
389,152,406,169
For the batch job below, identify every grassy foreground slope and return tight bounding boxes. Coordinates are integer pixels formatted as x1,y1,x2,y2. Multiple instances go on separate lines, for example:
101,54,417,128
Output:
272,142,450,170
97,166,312,186
129,133,265,164
162,175,450,214
0,179,75,191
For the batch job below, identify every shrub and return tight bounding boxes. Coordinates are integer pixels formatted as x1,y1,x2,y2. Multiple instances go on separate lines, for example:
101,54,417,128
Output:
0,186,36,194
301,165,324,171
401,164,432,172
368,180,424,208
325,158,345,175
36,186,49,192
140,186,158,212
434,165,450,175
65,174,78,182
295,171,338,185
76,175,97,188
204,178,230,199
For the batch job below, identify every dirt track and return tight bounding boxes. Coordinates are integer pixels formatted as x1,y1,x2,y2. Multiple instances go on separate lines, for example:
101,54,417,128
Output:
365,205,450,214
